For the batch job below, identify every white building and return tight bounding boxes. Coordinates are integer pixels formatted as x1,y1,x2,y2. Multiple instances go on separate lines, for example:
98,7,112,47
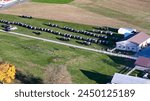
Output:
116,32,150,52
118,28,136,38
111,73,150,84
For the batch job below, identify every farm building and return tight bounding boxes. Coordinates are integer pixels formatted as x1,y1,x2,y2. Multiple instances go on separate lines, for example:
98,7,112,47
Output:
116,32,150,52
135,57,150,71
111,73,150,84
118,28,136,38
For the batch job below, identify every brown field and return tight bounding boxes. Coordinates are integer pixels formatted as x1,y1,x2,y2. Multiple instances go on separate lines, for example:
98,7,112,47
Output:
0,2,130,26
70,0,150,32
0,0,150,32
72,0,150,16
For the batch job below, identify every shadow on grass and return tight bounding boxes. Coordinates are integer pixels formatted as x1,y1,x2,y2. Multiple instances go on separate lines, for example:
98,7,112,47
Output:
108,56,135,68
15,70,43,84
93,26,118,32
118,67,131,74
80,69,112,84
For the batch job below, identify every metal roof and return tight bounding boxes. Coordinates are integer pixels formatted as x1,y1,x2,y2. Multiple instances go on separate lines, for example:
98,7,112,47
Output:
135,57,150,68
128,32,150,45
118,28,136,35
111,73,150,84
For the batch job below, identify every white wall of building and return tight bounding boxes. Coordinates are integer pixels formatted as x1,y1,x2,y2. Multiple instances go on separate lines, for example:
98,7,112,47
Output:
116,41,138,52
147,38,150,44
139,38,150,49
111,73,150,84
135,66,150,71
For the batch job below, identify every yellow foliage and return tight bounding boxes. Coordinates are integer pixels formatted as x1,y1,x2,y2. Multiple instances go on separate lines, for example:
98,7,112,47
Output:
3,77,12,84
0,63,16,84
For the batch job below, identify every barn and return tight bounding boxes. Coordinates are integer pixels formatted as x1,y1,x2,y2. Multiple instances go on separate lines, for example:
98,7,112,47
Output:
135,57,150,71
116,32,150,52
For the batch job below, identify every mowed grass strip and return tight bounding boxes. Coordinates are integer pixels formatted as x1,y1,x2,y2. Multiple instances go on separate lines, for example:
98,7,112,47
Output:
32,0,74,4
0,32,135,84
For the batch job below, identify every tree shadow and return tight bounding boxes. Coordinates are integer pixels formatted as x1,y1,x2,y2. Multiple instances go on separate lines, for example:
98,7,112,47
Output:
80,69,112,84
15,70,43,84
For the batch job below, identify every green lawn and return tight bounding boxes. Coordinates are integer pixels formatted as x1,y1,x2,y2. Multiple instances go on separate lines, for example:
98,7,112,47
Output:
32,0,74,4
0,31,134,84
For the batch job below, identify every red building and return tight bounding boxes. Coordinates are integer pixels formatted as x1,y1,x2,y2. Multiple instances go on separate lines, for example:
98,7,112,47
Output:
135,57,150,71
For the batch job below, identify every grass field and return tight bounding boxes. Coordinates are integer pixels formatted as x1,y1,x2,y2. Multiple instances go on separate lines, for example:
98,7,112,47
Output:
0,14,135,84
0,33,120,83
0,31,135,84
71,0,150,34
32,0,74,4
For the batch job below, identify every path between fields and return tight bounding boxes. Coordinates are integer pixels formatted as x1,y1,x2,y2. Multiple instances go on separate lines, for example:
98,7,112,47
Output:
0,30,137,60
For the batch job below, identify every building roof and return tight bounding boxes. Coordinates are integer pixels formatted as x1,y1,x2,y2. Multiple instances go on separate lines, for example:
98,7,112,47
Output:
135,57,150,68
111,73,150,84
128,32,150,45
118,28,136,35
116,40,138,47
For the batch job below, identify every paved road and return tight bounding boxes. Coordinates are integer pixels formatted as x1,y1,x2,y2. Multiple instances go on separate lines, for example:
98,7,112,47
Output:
0,30,138,60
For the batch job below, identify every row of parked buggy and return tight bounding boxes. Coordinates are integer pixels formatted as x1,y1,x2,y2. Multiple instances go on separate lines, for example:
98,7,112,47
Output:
0,19,110,46
62,26,121,42
92,29,113,36
63,26,109,39
45,23,119,42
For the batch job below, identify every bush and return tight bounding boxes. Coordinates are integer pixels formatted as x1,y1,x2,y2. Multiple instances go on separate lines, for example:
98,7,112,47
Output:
0,63,16,84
